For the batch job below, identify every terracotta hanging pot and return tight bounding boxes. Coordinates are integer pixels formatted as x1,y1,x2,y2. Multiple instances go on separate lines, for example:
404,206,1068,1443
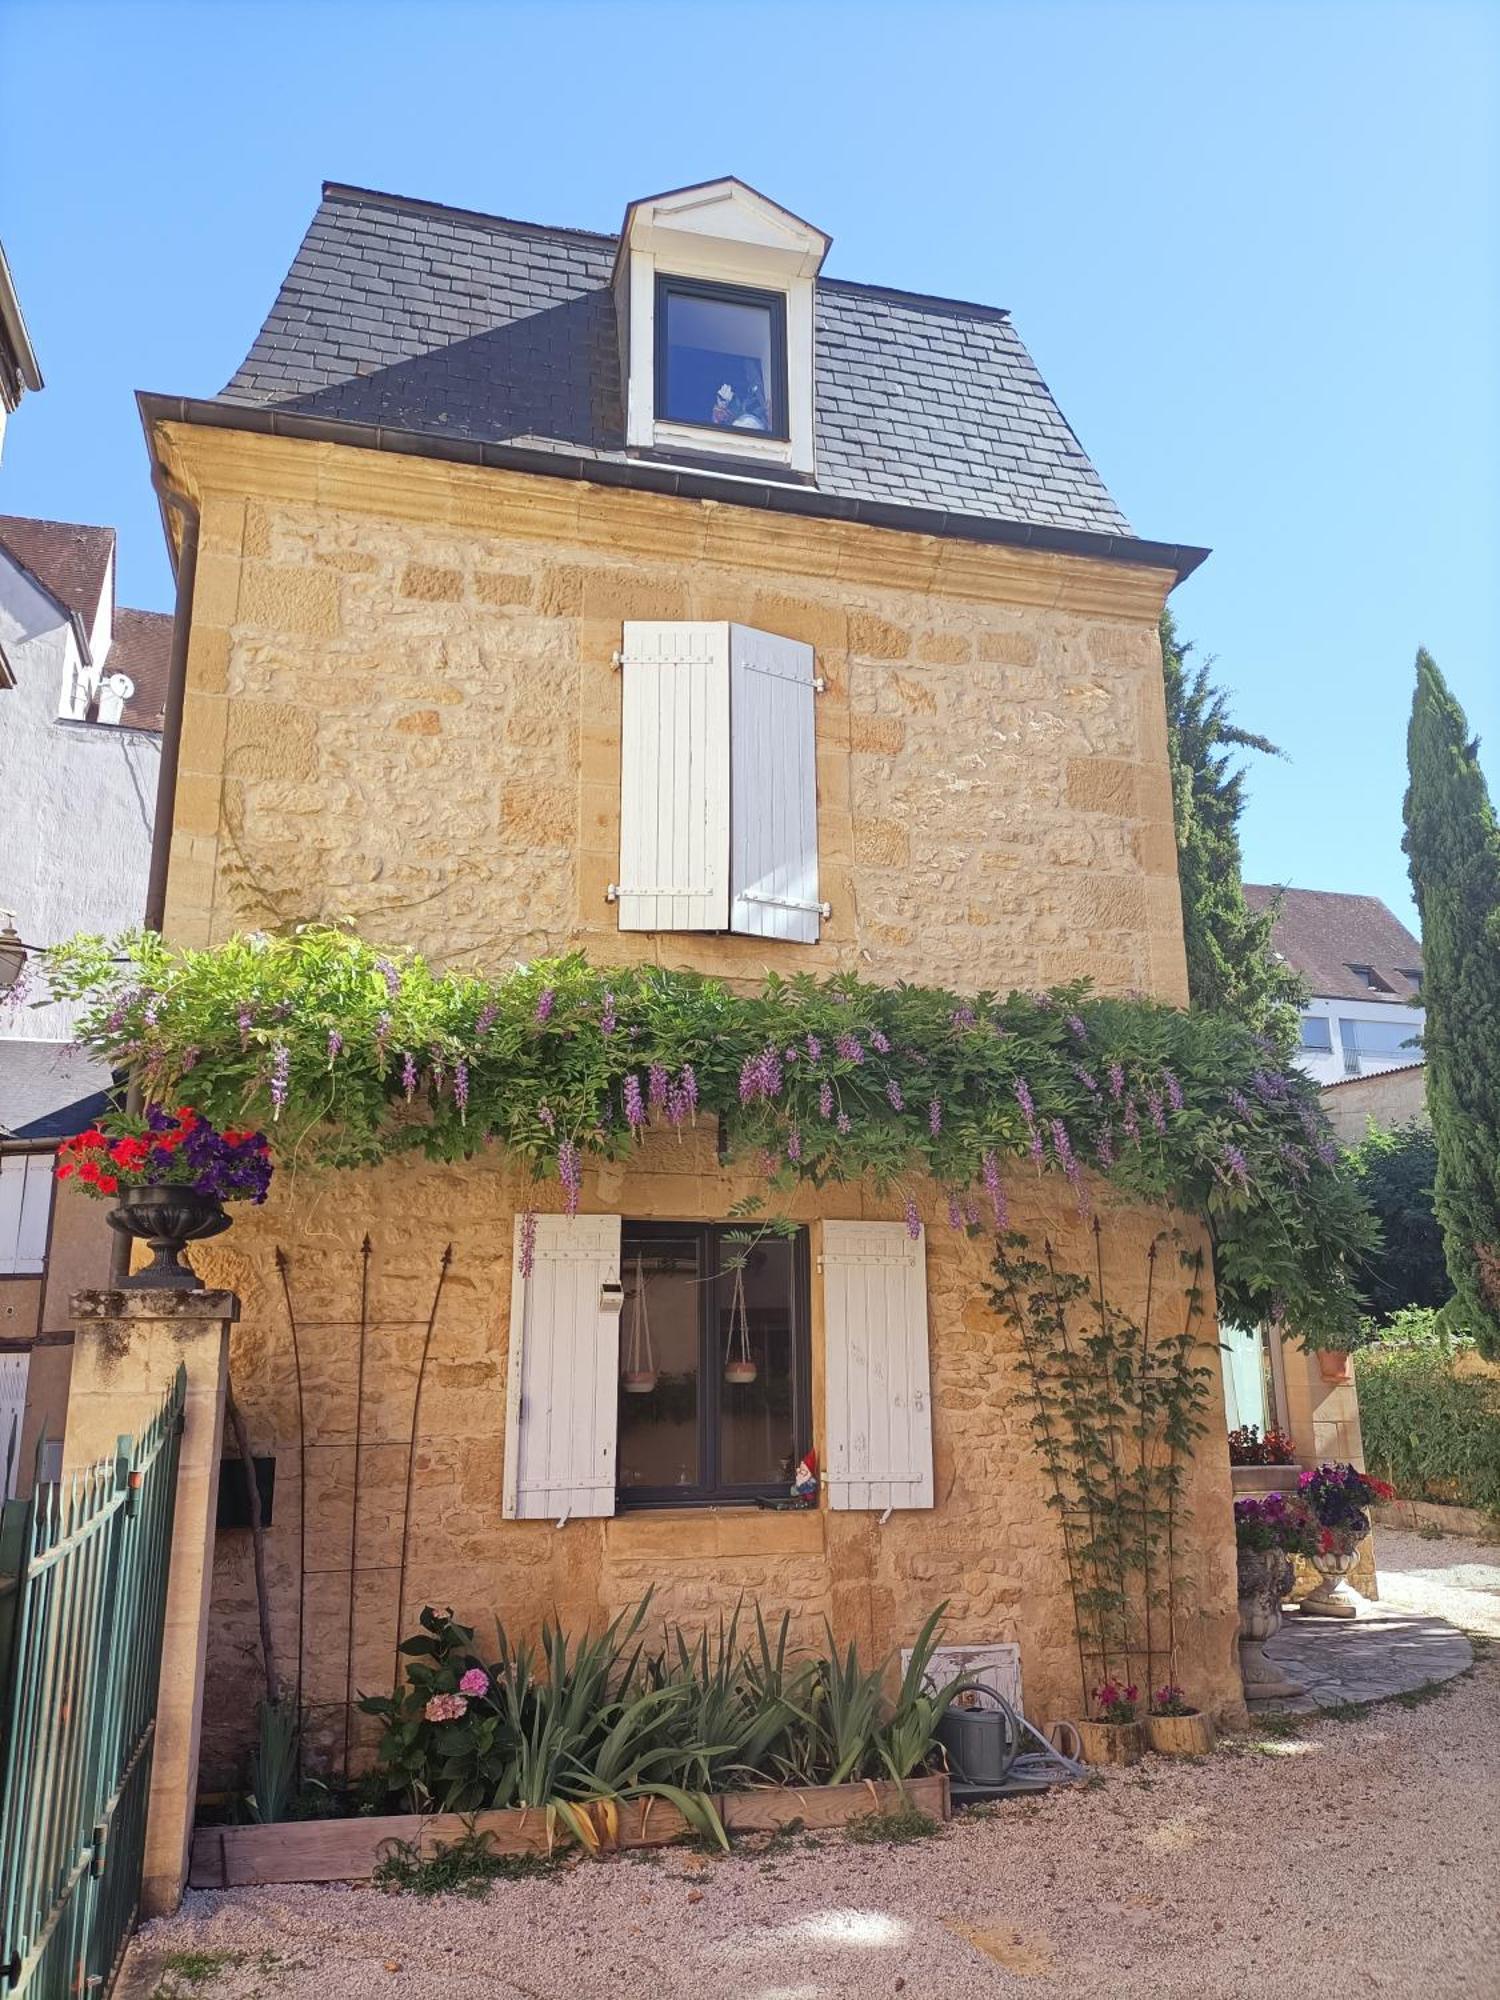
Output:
724,1264,757,1386
622,1369,659,1396
724,1359,759,1387
621,1252,658,1396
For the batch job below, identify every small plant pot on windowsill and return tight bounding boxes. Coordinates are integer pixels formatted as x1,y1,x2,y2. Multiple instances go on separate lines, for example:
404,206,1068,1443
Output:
1316,1349,1352,1385
1145,1711,1215,1756
621,1370,659,1396
108,1185,232,1290
1074,1718,1143,1767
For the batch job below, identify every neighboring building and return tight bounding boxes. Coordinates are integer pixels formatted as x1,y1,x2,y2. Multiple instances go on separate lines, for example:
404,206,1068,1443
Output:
137,175,1248,1775
1245,885,1425,1085
0,515,172,1491
0,239,43,470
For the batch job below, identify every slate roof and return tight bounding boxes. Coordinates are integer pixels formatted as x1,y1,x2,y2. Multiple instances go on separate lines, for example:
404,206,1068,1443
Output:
216,183,1142,542
0,514,112,629
1244,886,1425,1003
109,607,172,730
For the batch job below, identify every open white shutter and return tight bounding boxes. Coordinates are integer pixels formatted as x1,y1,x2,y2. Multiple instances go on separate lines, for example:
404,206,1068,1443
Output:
729,624,822,943
503,1214,622,1521
616,621,730,932
821,1221,934,1512
0,1155,51,1275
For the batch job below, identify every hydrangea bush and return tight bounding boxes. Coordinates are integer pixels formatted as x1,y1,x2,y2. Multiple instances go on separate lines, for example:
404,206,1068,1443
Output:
42,924,1375,1342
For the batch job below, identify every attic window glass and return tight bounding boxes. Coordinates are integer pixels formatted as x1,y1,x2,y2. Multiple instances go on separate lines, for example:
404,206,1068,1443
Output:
656,277,787,439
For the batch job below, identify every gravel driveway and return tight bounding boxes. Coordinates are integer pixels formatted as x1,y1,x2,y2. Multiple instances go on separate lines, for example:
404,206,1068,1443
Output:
126,1530,1500,2000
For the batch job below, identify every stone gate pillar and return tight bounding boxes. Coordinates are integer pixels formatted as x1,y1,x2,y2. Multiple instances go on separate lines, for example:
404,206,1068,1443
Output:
66,1288,238,1916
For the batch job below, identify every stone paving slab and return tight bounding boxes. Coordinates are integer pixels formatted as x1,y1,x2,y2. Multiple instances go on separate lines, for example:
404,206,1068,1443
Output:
1250,1595,1473,1713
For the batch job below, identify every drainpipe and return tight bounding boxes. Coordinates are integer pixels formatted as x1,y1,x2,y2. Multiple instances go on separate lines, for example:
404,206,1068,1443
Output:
110,472,200,1281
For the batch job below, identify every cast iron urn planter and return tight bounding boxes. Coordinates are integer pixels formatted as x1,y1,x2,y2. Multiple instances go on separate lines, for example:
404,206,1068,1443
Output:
107,1184,231,1290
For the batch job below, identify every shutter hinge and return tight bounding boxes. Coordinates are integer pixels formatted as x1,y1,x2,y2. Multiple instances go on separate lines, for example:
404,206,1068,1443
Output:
609,883,715,901
611,650,624,670
813,676,827,693
741,891,832,918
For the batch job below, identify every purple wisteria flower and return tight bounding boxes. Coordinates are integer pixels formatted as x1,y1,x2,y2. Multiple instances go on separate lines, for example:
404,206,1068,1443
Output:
1123,1099,1140,1143
950,1006,977,1031
903,1198,922,1241
886,1079,904,1111
928,1096,943,1138
1065,1013,1088,1042
1145,1090,1166,1135
375,957,401,999
836,1112,852,1136
981,1148,1007,1229
270,1044,290,1117
648,1062,669,1110
680,1065,698,1117
600,991,617,1036
805,1033,822,1060
784,1045,799,1064
474,1002,498,1038
834,1033,864,1065
558,1139,581,1216
326,1029,343,1063
1315,1139,1337,1167
402,1051,418,1101
534,988,556,1027
454,1060,469,1120
1228,1087,1253,1120
1097,1126,1115,1168
786,1127,802,1164
818,1081,835,1121
375,1013,392,1064
538,1103,556,1132
179,1046,200,1072
1251,1068,1289,1104
1108,1062,1125,1101
143,994,162,1027
1014,1077,1036,1123
519,1209,538,1279
870,1029,891,1055
1164,1070,1184,1112
1075,1066,1100,1097
962,1196,980,1228
623,1074,646,1130
1052,1118,1089,1217
237,1007,254,1049
1222,1143,1250,1189
739,1047,783,1103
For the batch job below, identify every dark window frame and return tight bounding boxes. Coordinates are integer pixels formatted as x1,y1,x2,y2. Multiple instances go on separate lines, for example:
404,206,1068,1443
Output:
654,274,791,444
616,1219,811,1508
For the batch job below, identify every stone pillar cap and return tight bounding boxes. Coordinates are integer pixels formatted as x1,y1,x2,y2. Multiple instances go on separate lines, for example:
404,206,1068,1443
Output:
72,1288,241,1323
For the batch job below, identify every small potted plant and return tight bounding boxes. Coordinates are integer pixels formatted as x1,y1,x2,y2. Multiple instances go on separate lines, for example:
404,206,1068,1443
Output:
56,1104,272,1289
1228,1424,1301,1497
1296,1463,1394,1619
1076,1679,1143,1766
1234,1492,1317,1699
1145,1682,1215,1757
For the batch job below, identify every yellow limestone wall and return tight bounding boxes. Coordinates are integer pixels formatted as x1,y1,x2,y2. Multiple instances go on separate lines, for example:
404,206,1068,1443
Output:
146,422,1241,1777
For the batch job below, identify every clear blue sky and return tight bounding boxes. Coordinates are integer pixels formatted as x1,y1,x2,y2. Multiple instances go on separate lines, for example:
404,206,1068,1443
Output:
3,1,1495,933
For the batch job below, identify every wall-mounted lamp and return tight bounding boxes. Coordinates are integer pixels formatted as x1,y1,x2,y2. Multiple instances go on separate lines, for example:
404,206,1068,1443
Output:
0,915,28,995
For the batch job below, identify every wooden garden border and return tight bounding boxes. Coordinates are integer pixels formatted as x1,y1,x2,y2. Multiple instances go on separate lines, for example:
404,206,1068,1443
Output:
188,1774,950,1888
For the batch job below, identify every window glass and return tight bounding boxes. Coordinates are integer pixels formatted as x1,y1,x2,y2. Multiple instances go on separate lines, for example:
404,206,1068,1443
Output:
1338,1016,1422,1058
1297,1015,1333,1053
617,1222,806,1503
660,285,781,435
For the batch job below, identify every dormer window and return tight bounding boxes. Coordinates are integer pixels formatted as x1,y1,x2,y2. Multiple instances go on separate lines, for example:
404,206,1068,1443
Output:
657,277,788,439
616,179,829,475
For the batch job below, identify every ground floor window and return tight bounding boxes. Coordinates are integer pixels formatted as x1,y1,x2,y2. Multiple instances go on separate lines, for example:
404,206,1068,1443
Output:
616,1221,811,1506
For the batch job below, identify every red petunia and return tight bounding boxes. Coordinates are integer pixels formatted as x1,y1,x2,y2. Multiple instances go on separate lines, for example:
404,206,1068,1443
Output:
55,1162,75,1180
79,1161,100,1183
95,1173,118,1194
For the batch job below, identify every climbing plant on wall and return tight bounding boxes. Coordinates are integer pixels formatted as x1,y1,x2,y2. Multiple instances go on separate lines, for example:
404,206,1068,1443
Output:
42,922,1375,1342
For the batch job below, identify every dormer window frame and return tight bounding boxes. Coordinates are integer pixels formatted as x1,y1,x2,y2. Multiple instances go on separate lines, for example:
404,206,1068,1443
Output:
653,273,791,446
616,179,830,479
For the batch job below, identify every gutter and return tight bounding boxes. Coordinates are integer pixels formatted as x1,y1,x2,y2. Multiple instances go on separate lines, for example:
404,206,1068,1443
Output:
113,469,199,1283
136,391,1211,585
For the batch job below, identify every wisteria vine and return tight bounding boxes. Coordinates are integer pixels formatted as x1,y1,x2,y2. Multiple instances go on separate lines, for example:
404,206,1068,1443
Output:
40,924,1377,1343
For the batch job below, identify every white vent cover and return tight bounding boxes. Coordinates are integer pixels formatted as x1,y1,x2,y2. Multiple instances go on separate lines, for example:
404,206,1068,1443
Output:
902,1641,1023,1713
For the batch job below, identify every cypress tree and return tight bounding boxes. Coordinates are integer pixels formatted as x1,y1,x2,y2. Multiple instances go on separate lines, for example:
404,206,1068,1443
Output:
1402,650,1500,1357
1161,611,1304,1044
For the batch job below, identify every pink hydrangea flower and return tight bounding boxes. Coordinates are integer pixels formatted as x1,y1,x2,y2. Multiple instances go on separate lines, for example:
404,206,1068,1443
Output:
424,1692,468,1723
458,1668,490,1697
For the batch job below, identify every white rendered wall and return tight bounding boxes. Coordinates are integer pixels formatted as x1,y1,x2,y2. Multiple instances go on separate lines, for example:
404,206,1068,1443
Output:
1293,992,1425,1086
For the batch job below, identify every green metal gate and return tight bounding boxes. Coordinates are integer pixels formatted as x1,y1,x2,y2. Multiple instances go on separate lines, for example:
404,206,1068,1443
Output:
0,1367,185,1999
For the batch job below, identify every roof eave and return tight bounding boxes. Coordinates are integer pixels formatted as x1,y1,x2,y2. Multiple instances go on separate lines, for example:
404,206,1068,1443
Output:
137,392,1209,585
0,242,43,394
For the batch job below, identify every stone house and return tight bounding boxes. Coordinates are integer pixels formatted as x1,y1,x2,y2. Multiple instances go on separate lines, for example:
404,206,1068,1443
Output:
1245,884,1425,1087
136,177,1245,1777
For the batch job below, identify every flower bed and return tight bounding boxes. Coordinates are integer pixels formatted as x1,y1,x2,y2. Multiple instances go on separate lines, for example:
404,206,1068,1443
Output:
187,1775,951,1888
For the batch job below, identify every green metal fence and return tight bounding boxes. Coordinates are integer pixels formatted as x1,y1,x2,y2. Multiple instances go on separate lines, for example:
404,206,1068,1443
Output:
0,1367,185,1999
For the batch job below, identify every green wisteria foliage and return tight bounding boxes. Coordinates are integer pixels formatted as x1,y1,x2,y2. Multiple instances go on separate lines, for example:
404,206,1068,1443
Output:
42,925,1375,1343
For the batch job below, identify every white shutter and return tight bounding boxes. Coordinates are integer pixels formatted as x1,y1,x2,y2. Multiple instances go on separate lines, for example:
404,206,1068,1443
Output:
616,621,730,932
729,624,822,943
503,1214,622,1521
0,1156,51,1276
0,1352,29,1501
821,1221,934,1512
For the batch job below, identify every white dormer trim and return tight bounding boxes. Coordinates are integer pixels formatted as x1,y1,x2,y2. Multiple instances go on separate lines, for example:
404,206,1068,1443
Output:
615,179,830,477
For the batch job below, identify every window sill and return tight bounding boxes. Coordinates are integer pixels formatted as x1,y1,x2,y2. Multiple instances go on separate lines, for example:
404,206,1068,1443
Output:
605,1506,825,1559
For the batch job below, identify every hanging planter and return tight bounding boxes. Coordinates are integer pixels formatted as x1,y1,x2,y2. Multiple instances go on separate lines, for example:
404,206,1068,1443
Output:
723,1264,758,1387
621,1252,658,1395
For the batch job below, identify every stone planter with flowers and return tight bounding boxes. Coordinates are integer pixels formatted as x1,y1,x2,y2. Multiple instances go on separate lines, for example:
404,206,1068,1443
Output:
1145,1682,1215,1756
1233,1491,1318,1700
1076,1679,1144,1766
1295,1462,1394,1618
56,1105,273,1288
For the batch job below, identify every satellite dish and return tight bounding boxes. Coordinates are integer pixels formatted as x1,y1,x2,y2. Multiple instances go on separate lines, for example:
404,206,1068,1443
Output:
96,672,136,725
